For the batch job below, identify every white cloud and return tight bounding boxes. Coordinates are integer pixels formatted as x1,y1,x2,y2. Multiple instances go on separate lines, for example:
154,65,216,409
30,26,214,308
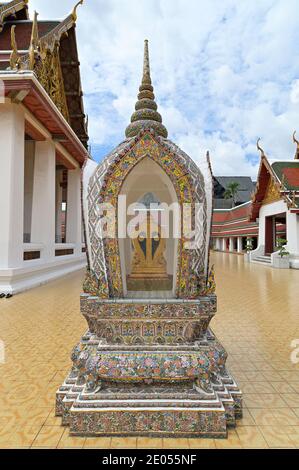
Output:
28,0,299,178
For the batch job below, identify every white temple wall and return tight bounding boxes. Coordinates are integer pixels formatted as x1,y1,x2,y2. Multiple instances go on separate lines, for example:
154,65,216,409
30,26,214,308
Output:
31,141,56,260
0,103,25,269
66,168,82,256
286,211,299,269
23,140,35,243
0,102,86,294
257,200,287,247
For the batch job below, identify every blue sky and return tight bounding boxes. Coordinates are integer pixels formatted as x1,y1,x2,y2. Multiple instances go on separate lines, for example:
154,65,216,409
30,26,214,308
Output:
29,0,299,177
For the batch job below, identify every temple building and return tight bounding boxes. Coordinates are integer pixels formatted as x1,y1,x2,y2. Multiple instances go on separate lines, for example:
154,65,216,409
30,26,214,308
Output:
0,0,89,294
211,140,299,269
56,40,242,438
249,142,299,269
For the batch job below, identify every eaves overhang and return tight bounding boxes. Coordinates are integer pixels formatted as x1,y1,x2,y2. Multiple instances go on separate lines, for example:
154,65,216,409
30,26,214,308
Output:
1,71,89,165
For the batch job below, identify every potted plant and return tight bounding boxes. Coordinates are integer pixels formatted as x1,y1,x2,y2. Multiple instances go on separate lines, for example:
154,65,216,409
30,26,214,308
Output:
244,237,253,262
272,238,290,269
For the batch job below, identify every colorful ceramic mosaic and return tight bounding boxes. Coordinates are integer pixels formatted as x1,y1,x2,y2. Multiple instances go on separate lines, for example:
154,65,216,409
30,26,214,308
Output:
56,41,242,438
87,130,208,299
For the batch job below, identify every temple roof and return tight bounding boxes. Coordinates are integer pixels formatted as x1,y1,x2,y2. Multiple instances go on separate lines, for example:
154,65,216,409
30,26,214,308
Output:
213,176,255,208
125,40,168,139
0,0,89,149
0,0,29,29
0,20,60,52
272,161,299,191
250,155,299,221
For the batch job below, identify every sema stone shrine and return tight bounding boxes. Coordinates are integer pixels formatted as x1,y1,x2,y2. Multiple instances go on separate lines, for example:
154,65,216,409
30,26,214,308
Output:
56,40,242,438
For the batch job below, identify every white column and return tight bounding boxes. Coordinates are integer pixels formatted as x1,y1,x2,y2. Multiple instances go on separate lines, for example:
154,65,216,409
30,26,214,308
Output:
286,212,299,253
66,168,82,256
31,141,56,261
0,103,25,268
222,238,226,251
55,169,64,243
229,237,234,252
237,236,243,253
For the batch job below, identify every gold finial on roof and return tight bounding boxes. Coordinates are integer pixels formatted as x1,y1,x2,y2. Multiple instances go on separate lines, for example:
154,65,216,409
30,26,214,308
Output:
72,0,84,22
293,131,299,160
9,25,19,70
29,11,39,70
257,138,265,157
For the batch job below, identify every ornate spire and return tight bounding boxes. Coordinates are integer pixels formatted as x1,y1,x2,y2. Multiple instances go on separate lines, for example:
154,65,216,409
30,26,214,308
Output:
125,39,168,139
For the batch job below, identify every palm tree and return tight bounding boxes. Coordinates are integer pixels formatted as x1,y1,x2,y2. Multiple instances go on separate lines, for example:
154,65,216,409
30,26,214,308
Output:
224,182,240,207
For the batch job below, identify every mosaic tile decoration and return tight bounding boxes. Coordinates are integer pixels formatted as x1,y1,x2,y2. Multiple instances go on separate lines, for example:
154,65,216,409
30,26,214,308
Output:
57,123,242,437
86,129,209,299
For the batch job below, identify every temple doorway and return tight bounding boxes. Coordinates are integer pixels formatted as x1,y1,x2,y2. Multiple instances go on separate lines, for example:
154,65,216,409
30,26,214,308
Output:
265,213,287,254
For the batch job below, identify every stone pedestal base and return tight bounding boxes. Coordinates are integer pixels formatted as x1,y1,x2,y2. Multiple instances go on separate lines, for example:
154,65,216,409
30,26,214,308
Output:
56,296,242,438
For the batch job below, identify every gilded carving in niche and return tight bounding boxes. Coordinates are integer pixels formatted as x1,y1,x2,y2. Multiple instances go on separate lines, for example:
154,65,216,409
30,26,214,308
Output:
34,45,70,122
262,178,281,205
99,134,198,299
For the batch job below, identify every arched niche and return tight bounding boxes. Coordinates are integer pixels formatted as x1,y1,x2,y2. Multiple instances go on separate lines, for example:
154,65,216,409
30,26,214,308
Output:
119,157,179,298
87,131,209,299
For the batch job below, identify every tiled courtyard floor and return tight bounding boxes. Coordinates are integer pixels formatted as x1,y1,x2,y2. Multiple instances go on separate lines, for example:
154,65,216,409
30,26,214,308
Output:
0,251,299,449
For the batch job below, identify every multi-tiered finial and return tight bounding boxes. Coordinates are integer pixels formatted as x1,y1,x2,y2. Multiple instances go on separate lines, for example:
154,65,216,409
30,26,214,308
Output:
125,40,168,138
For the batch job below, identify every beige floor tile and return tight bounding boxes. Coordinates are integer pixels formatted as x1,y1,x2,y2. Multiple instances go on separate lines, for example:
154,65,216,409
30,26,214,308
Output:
270,382,296,394
282,394,299,408
137,437,163,449
249,409,276,425
237,409,256,426
188,438,216,449
110,437,137,449
215,430,242,449
272,409,299,426
31,426,64,448
84,437,112,449
251,382,276,394
236,426,268,448
259,425,296,448
6,426,42,447
163,438,190,449
284,426,299,447
57,430,85,448
1,256,299,449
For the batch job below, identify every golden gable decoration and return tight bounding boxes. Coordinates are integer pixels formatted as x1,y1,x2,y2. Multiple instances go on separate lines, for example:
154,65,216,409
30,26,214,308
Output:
262,177,281,205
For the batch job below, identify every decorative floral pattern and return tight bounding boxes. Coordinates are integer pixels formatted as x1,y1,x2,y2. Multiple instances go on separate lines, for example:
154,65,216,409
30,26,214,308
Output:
86,129,208,299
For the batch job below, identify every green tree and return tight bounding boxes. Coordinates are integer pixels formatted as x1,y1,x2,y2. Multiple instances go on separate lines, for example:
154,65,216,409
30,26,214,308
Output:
224,182,240,207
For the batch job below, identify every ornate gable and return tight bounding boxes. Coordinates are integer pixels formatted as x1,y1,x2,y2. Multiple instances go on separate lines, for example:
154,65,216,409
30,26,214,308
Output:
262,177,281,206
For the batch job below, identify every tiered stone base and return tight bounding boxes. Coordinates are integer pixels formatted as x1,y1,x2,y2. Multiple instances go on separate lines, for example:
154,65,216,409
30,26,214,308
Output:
56,295,242,438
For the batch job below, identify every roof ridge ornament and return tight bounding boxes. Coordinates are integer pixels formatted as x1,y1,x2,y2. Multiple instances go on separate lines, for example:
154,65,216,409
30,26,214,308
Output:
0,0,29,32
72,0,84,22
29,10,39,70
293,131,299,160
125,40,168,139
256,138,265,157
9,25,20,70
